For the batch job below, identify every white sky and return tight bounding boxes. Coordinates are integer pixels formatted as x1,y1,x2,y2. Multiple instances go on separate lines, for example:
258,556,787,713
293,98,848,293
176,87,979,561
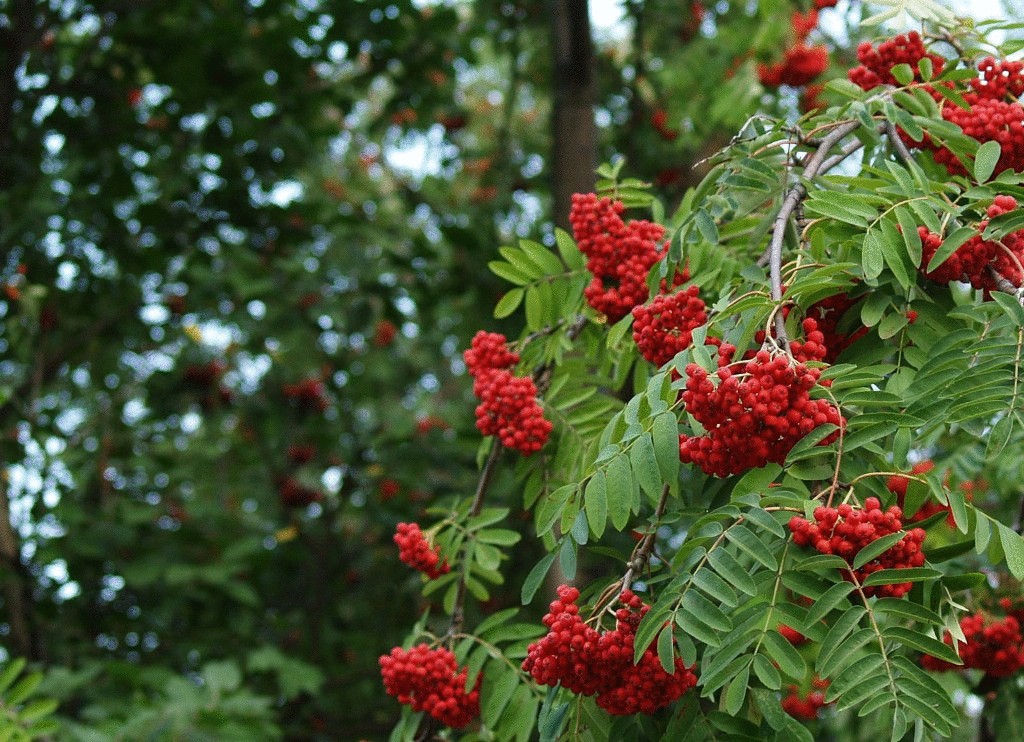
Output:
587,0,1013,34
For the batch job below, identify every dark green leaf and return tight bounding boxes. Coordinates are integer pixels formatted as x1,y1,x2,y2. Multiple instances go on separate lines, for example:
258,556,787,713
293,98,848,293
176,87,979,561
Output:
885,627,962,666
725,525,778,571
762,629,807,680
853,531,907,569
975,140,1002,183
521,552,558,605
585,471,608,539
804,581,856,627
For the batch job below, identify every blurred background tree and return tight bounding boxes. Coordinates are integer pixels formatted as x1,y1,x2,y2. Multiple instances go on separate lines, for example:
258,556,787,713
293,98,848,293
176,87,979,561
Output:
2,0,1010,738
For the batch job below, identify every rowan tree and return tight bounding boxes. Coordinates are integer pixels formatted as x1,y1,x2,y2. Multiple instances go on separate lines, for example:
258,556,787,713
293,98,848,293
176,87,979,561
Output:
379,6,1024,742
4,0,1024,740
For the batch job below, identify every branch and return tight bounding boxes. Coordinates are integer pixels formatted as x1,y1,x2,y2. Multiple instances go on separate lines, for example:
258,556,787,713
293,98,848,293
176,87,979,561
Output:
0,0,35,189
764,120,861,343
885,122,915,167
0,472,42,660
446,440,504,641
987,266,1021,297
620,483,671,594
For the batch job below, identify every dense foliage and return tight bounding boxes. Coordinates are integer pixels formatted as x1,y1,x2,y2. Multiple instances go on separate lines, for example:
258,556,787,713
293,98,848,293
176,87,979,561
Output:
4,0,1024,740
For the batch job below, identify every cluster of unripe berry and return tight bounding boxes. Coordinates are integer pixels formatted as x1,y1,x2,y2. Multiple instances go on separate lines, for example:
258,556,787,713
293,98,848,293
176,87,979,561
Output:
788,498,926,598
757,9,829,88
850,34,1024,179
918,196,1024,290
678,325,844,477
394,522,450,579
781,677,831,720
463,331,552,455
569,193,685,323
521,585,698,715
631,285,711,366
921,613,1024,678
379,643,480,728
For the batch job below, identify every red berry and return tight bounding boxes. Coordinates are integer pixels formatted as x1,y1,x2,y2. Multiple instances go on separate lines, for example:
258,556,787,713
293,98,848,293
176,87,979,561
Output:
394,522,450,579
380,644,480,727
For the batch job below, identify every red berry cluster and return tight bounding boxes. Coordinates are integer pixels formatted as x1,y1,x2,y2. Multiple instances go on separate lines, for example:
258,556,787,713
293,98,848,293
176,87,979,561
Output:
850,37,1024,178
521,586,698,715
182,360,233,409
1000,596,1024,625
788,497,926,598
415,415,450,435
757,11,828,88
282,378,330,412
813,0,838,7
758,44,828,88
286,443,316,465
791,10,819,40
848,32,944,91
276,475,323,508
678,332,844,477
373,319,398,347
463,331,552,455
569,193,685,323
936,59,1024,176
919,196,1024,289
921,613,1024,678
885,460,935,501
888,461,978,527
379,478,401,502
631,285,712,366
805,294,869,363
394,522,450,579
787,317,830,364
183,360,226,388
379,643,480,728
779,624,808,646
781,677,831,720
800,82,827,113
651,108,679,141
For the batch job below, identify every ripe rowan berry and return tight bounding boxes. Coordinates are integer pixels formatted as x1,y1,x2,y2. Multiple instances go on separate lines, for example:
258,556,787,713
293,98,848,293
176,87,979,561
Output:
631,285,711,366
678,336,844,477
789,498,926,597
463,331,552,455
921,613,1024,678
569,193,686,323
394,522,450,579
522,586,698,714
379,643,480,727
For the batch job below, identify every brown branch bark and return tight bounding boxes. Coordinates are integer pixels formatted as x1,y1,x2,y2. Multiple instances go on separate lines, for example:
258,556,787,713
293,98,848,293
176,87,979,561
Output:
0,472,41,660
551,0,597,229
0,0,36,190
761,120,861,344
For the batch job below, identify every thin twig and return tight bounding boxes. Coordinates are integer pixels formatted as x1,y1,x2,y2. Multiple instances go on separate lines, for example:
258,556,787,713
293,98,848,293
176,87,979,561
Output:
620,483,672,593
446,441,504,640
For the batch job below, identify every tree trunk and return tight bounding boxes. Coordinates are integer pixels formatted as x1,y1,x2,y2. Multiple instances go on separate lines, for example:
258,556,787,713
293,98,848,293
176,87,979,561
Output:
0,474,40,660
550,0,597,230
0,0,37,191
